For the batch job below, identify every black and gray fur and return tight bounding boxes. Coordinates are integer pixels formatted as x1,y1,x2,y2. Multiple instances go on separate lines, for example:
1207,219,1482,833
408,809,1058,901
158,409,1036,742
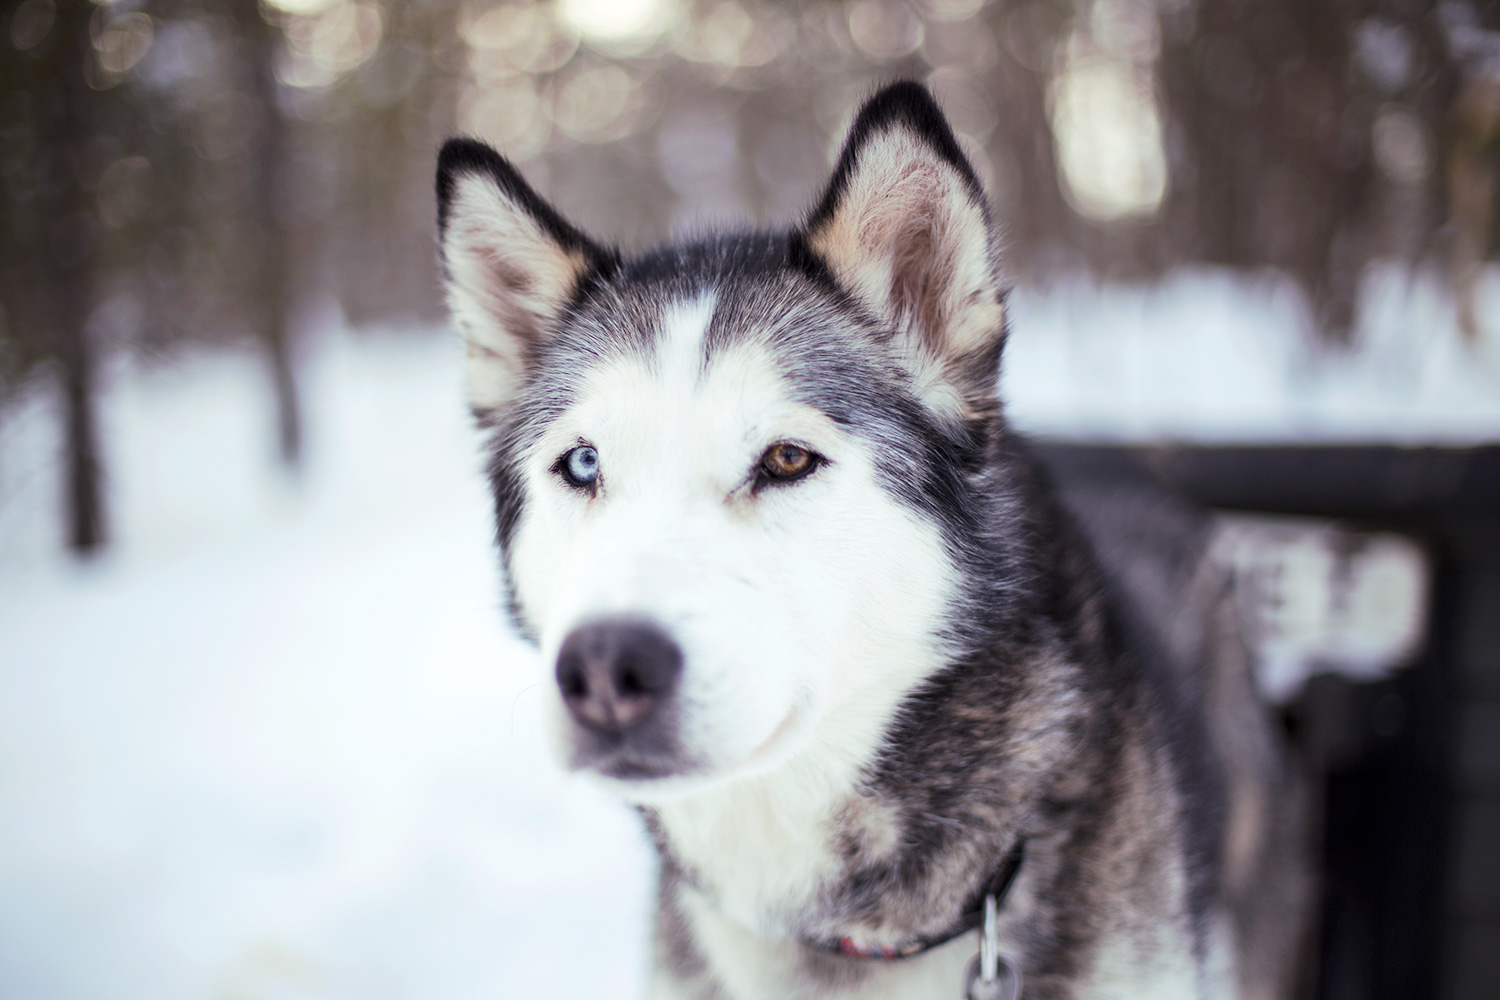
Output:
436,82,1312,999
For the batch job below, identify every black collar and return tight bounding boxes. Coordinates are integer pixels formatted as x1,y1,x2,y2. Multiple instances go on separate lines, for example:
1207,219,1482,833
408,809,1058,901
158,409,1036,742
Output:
806,838,1027,961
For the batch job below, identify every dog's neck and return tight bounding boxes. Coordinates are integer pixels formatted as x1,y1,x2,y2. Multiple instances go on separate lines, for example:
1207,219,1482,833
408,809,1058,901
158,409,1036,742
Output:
644,679,916,937
642,635,1093,949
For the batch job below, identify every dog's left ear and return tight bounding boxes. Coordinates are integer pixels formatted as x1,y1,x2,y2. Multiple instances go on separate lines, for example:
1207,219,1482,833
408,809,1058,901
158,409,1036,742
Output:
437,138,615,416
797,82,1006,416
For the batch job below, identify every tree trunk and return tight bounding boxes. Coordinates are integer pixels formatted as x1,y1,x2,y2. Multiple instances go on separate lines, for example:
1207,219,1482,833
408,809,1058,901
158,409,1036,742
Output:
49,0,106,553
238,0,302,467
57,248,104,553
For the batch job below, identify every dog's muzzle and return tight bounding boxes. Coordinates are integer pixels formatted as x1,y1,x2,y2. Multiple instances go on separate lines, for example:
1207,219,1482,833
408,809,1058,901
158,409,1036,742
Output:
554,617,687,779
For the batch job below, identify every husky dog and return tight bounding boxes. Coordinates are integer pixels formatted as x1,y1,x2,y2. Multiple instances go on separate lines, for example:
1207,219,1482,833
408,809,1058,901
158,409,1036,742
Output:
435,83,1311,999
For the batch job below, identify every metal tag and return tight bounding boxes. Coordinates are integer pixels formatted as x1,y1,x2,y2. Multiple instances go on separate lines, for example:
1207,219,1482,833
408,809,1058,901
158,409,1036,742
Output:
964,893,1022,1000
964,952,1021,1000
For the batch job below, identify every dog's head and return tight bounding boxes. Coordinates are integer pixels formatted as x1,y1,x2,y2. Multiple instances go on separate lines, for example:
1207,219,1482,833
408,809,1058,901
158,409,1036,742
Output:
437,83,1008,800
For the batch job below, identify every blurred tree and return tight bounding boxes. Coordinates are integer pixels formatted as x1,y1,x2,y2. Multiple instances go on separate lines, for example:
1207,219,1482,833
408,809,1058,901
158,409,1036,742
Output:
1155,0,1458,340
53,0,107,552
2,0,111,552
234,0,302,465
3,0,1498,558
1446,9,1500,343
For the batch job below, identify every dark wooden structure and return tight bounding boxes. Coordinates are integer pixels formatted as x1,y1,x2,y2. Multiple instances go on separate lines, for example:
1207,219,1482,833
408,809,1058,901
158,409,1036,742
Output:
1036,443,1500,1000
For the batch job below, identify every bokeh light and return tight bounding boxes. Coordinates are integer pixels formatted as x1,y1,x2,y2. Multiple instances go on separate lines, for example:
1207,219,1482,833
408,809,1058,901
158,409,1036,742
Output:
560,0,674,48
848,0,924,60
92,10,154,83
10,0,55,51
1048,11,1167,220
465,4,578,75
262,0,343,14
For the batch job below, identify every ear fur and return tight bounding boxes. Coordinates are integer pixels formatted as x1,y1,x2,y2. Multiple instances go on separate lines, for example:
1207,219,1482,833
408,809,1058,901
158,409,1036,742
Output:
437,138,615,414
796,82,1006,417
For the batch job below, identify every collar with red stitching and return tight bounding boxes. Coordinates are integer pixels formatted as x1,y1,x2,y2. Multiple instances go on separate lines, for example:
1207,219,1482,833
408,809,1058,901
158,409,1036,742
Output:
806,837,1027,962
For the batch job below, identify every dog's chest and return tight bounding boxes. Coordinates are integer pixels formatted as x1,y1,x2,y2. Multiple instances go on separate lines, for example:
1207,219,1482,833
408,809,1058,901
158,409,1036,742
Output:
650,756,888,933
652,777,845,931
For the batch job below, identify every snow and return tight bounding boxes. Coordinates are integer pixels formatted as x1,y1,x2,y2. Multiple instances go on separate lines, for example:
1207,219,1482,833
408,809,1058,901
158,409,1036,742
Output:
0,331,656,1000
0,265,1497,1000
1003,264,1500,443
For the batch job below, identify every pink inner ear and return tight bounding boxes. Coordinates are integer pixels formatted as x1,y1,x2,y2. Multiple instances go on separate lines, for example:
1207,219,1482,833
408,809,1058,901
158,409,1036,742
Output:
810,137,1004,414
862,161,957,354
480,246,535,297
458,236,548,345
888,213,949,354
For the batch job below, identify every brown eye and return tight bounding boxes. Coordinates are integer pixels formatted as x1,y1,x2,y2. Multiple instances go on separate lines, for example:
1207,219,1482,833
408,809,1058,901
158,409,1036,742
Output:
760,442,817,482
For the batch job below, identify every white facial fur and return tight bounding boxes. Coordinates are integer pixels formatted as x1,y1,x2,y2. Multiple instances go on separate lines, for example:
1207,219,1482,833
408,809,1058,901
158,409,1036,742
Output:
505,295,958,802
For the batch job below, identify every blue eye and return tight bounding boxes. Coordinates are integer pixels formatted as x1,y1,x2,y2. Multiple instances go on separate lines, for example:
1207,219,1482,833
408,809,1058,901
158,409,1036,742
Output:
561,445,599,487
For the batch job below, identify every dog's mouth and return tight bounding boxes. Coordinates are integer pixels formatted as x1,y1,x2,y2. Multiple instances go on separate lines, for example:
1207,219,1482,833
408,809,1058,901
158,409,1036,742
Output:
576,702,811,803
583,746,701,782
566,718,704,784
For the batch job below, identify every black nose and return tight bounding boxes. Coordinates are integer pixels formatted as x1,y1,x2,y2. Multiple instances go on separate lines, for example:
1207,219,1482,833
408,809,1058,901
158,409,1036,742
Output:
555,618,683,735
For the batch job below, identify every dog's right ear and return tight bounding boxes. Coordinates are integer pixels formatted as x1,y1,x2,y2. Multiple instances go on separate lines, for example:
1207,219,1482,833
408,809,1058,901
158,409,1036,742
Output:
795,83,1005,420
437,138,614,415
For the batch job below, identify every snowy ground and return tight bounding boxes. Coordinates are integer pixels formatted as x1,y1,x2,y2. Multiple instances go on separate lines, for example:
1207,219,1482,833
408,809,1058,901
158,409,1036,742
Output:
0,331,656,1000
0,267,1498,1000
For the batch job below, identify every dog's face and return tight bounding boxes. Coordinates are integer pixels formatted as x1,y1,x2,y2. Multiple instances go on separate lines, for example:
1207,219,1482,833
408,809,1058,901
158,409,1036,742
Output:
437,85,1007,800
